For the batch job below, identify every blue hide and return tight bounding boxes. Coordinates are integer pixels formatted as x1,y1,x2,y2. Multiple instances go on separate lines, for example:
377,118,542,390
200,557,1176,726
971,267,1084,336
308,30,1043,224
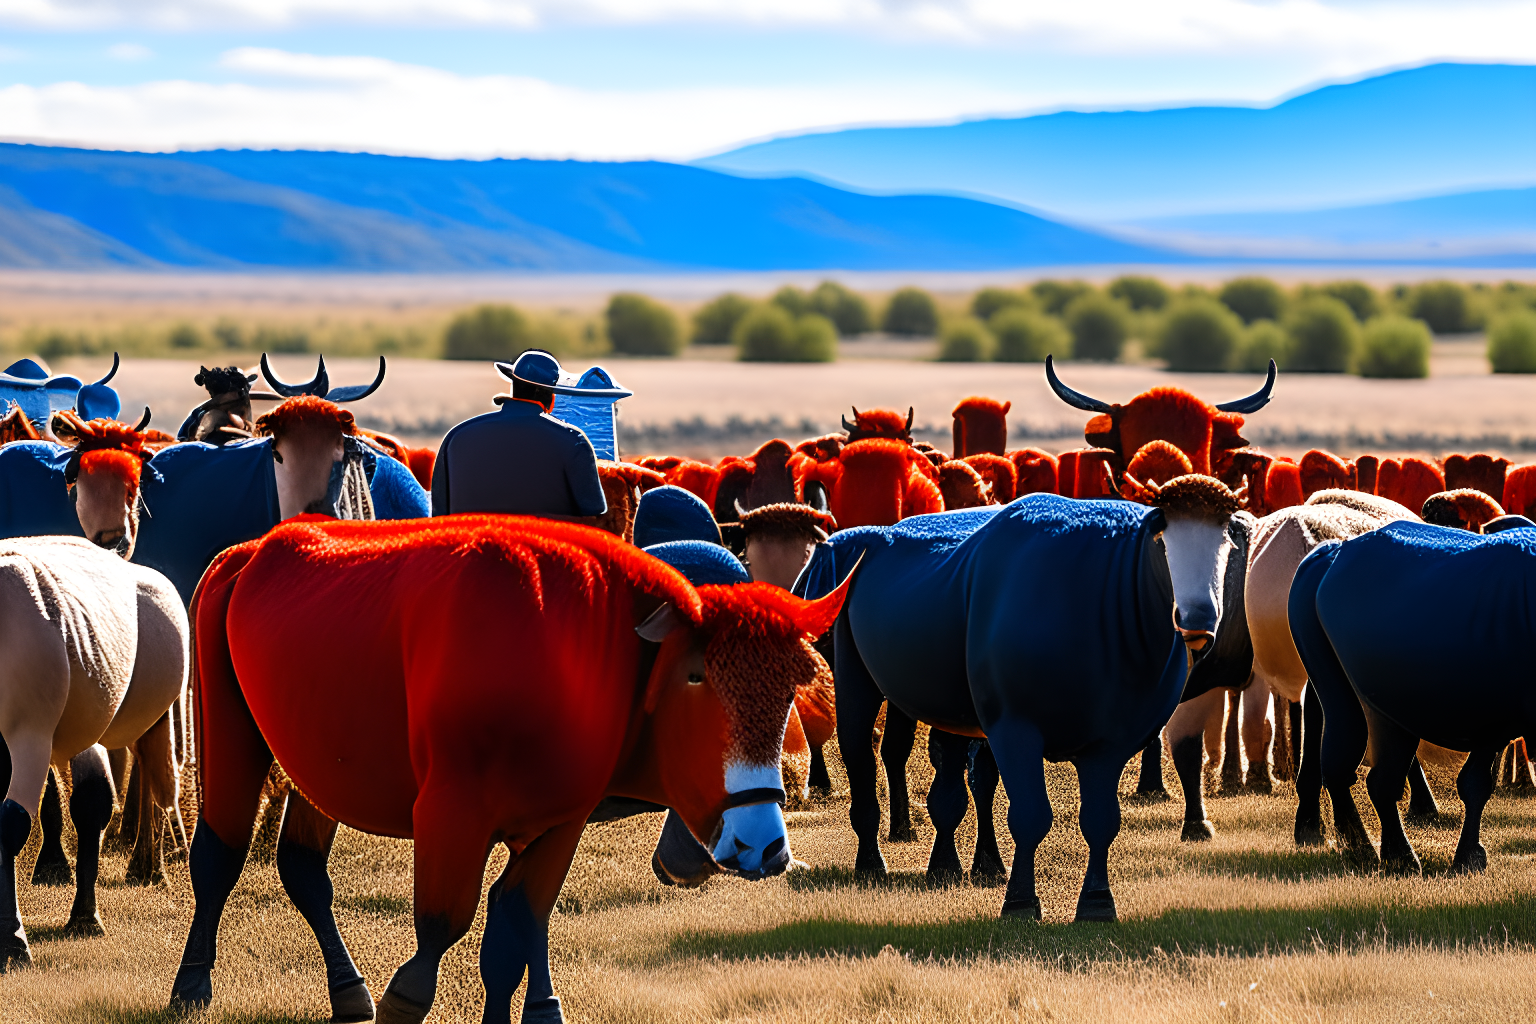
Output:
1305,519,1536,751
797,494,1185,756
359,440,431,520
0,442,82,540
135,439,280,606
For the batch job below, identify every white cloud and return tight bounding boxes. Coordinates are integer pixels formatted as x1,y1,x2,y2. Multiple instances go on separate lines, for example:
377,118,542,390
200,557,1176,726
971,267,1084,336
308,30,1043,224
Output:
0,48,1046,159
0,1,1534,66
107,42,153,60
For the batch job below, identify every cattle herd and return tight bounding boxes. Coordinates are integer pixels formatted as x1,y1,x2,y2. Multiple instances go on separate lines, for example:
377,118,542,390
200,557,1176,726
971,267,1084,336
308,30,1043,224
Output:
0,351,1533,1024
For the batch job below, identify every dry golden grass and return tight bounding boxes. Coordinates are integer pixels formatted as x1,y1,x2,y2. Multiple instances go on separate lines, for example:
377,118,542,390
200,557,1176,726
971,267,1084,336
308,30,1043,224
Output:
4,731,1535,1023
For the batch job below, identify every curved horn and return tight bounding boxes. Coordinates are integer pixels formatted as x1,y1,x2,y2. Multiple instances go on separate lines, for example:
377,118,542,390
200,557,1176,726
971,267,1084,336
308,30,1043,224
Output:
1045,354,1112,413
93,352,120,387
260,353,330,398
325,356,387,403
905,407,914,433
132,407,152,432
841,414,855,433
1215,359,1276,414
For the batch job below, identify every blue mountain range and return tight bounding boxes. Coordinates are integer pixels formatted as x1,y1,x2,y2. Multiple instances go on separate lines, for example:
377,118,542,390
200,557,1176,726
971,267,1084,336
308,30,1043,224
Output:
0,144,1171,271
701,63,1536,224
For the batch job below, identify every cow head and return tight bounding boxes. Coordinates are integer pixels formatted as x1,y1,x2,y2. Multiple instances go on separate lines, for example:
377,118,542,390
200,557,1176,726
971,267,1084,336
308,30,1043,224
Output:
634,573,851,879
841,406,914,443
737,502,835,590
1421,488,1505,533
1046,355,1274,476
257,356,388,520
55,408,155,558
1127,472,1251,655
183,365,282,445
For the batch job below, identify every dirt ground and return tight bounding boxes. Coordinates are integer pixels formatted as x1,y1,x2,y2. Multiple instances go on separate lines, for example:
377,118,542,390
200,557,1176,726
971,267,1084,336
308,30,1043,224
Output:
4,733,1534,1023
53,337,1536,463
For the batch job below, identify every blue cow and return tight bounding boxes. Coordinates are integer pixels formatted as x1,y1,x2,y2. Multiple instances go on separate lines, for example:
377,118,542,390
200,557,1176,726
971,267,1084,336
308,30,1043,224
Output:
1288,516,1536,875
796,485,1253,920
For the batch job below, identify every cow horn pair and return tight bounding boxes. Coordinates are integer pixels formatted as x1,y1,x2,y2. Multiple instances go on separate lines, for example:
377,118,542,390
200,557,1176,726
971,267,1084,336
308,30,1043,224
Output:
839,406,915,435
1121,471,1250,508
54,405,152,438
1045,355,1277,414
260,354,387,403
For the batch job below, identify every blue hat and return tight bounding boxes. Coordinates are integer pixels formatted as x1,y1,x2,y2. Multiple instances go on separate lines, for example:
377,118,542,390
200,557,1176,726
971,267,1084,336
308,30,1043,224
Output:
644,540,750,587
0,358,84,429
634,486,720,549
551,364,633,460
495,350,588,396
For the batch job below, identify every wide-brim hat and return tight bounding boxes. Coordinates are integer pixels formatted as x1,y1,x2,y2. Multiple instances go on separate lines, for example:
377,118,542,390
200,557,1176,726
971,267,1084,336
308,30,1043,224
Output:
495,350,589,397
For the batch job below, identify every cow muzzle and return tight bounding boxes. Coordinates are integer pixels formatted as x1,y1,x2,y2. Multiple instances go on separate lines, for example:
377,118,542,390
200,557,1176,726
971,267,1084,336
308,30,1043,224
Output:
710,776,792,880
1177,626,1214,651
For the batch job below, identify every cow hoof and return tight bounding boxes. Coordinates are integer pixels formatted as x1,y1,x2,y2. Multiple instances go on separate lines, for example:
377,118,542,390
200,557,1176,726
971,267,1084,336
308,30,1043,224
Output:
522,995,565,1023
329,978,375,1022
1404,808,1440,827
1129,788,1170,804
925,866,963,887
887,825,918,844
651,852,677,887
125,863,165,888
168,966,212,1008
1453,844,1488,874
30,855,71,887
1244,770,1274,795
1074,889,1117,924
1180,819,1215,842
1381,853,1422,877
1341,844,1381,872
1294,820,1326,846
1000,898,1041,921
375,989,431,1024
971,855,1007,885
854,847,889,879
1,936,32,973
64,912,105,938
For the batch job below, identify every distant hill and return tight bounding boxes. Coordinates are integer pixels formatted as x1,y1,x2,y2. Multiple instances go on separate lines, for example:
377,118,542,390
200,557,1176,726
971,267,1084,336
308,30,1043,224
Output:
1126,187,1536,264
0,144,1174,271
699,64,1536,223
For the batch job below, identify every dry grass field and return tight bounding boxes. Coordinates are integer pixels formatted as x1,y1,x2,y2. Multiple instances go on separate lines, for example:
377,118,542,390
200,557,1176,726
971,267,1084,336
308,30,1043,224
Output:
4,733,1535,1023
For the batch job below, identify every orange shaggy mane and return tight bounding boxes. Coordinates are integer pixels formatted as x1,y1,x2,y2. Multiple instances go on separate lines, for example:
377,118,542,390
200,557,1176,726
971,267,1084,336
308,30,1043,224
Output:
1125,440,1194,489
55,411,153,492
852,408,910,438
79,448,143,490
256,395,357,437
1118,387,1217,474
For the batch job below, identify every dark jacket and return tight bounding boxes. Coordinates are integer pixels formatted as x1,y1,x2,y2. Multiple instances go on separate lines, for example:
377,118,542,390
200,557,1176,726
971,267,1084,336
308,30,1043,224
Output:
431,399,607,518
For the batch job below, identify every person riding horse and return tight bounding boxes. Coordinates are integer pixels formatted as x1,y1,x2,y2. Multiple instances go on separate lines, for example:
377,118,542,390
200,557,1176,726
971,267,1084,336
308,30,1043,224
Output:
431,350,607,519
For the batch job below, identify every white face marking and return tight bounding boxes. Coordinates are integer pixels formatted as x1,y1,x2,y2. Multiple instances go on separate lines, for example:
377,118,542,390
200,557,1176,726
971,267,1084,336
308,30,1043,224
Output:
724,762,782,793
1161,517,1233,641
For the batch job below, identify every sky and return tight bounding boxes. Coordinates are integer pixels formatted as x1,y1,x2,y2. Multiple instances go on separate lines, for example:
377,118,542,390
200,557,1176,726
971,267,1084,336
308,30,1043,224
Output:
0,1,1534,160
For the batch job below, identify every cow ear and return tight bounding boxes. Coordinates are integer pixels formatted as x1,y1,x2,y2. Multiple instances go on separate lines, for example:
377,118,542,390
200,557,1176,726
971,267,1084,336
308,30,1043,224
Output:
793,552,863,639
636,603,685,642
1002,401,1011,415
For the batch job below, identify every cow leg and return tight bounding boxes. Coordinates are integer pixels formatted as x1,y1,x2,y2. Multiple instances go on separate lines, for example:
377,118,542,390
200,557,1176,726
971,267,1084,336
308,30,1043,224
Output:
651,810,717,888
968,742,1005,882
1404,757,1440,824
277,793,373,1023
833,615,889,877
65,745,115,936
1221,689,1244,794
127,712,177,887
376,786,494,1024
988,719,1050,921
1073,753,1124,923
1294,687,1326,845
881,705,918,843
1168,689,1224,841
808,745,832,794
1135,731,1168,799
1295,643,1375,869
114,757,141,855
1241,681,1276,794
1,726,55,972
924,729,970,884
1361,712,1421,876
480,819,586,1024
1451,747,1500,874
31,768,71,886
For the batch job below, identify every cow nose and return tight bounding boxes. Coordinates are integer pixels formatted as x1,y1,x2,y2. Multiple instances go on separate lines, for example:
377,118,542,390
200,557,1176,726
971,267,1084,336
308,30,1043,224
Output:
1177,627,1214,651
711,803,791,880
93,530,130,557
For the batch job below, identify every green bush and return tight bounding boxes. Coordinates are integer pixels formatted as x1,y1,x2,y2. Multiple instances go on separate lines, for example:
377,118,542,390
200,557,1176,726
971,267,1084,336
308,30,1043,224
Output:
1030,280,1092,316
1064,293,1130,362
770,286,812,318
1488,310,1536,373
692,293,752,345
1108,275,1170,311
937,317,994,362
1158,299,1242,371
970,287,1032,321
1357,316,1430,378
882,287,939,336
1316,280,1380,321
1219,277,1286,324
212,318,245,350
255,324,312,354
734,306,837,362
1284,295,1358,372
168,323,205,350
1409,281,1473,334
606,293,681,356
793,313,839,362
810,281,873,336
443,304,534,360
1239,320,1289,372
992,308,1070,362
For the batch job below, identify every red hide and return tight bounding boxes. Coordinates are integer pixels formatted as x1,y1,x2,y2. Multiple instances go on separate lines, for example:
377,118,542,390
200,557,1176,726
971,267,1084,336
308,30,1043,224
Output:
1266,460,1304,510
636,456,722,508
1300,449,1355,498
1505,465,1536,519
963,453,1017,503
1378,457,1445,516
938,460,991,509
803,437,944,527
1353,455,1378,495
1444,452,1510,503
951,396,1010,458
1009,448,1059,497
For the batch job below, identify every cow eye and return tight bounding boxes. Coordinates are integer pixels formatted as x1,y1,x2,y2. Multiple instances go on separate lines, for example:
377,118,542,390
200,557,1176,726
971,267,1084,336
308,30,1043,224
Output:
687,672,704,685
